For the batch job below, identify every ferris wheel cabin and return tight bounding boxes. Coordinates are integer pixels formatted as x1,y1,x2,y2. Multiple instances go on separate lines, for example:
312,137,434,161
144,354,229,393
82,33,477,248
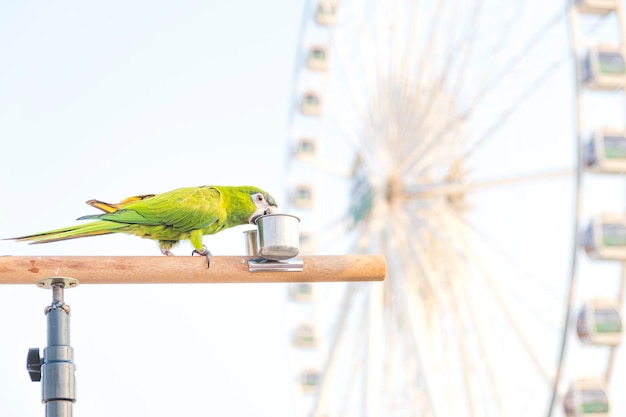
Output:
315,1,337,26
292,324,317,348
584,129,626,173
301,91,322,116
295,137,318,160
563,380,610,417
581,45,626,90
576,299,624,345
575,0,620,15
292,184,315,208
307,46,329,71
583,214,626,260
289,283,313,302
300,369,320,394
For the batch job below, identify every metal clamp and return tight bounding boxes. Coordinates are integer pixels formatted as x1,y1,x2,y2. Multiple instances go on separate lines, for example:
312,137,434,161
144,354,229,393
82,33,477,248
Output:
248,257,304,272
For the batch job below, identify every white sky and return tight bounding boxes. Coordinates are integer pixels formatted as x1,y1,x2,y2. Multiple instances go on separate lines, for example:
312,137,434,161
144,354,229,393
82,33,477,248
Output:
0,1,301,415
1,1,626,417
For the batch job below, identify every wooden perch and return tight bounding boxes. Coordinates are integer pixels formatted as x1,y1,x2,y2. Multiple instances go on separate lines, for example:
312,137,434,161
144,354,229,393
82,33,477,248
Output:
0,255,386,285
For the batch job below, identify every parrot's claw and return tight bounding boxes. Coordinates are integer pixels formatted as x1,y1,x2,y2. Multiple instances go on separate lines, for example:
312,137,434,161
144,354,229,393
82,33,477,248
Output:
161,248,175,256
192,246,212,268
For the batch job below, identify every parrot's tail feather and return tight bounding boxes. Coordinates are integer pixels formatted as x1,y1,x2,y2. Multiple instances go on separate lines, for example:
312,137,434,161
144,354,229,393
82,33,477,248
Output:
86,194,156,213
21,230,113,244
85,200,119,213
76,214,101,221
6,221,127,244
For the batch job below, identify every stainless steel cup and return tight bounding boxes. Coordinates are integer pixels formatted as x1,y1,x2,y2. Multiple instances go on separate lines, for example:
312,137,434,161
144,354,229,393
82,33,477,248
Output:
243,229,259,256
255,214,300,260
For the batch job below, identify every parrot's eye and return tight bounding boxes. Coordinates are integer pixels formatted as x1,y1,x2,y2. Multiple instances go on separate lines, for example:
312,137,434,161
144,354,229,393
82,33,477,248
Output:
255,193,264,202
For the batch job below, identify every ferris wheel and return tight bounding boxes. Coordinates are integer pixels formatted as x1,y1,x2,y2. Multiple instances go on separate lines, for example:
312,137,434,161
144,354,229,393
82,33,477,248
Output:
284,1,626,416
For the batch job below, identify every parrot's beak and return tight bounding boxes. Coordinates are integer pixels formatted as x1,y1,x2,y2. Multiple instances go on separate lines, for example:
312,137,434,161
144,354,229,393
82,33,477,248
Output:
249,205,278,224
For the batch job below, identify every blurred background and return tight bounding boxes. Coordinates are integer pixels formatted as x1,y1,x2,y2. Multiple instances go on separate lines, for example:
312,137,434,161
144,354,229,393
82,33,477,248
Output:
1,1,625,416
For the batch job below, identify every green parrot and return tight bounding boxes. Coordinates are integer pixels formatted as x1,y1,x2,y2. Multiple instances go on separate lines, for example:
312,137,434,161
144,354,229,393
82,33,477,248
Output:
6,185,278,267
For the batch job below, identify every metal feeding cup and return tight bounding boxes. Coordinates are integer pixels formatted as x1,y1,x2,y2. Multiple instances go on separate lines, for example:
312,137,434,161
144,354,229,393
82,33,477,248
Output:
255,214,300,260
243,229,259,257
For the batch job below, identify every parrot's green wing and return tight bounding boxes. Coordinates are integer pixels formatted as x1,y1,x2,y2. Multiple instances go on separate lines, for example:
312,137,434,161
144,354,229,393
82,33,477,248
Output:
79,187,224,231
78,209,156,224
145,186,224,230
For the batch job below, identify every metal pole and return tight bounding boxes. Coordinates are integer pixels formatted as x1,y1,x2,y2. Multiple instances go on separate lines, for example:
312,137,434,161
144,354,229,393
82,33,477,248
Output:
27,277,79,417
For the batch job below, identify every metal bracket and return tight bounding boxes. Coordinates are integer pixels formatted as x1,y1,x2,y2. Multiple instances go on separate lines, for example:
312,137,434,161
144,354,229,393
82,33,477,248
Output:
248,257,303,272
36,277,79,290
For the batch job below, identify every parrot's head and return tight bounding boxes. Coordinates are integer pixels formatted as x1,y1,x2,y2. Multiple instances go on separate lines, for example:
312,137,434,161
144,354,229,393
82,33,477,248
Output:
247,188,278,224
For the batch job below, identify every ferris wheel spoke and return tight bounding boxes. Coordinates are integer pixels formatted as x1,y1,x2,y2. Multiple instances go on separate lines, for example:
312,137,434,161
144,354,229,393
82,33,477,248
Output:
414,207,554,383
399,305,440,416
407,49,568,181
428,2,484,140
399,247,452,416
353,0,392,163
384,1,452,168
439,200,562,321
467,8,567,112
440,205,565,321
399,4,611,178
456,243,553,384
398,205,476,415
406,241,489,416
398,9,569,178
364,282,385,416
329,29,386,165
336,311,369,417
403,168,574,199
388,3,424,154
389,208,455,408
390,205,449,308
332,291,371,417
447,1,526,102
310,283,362,417
412,0,445,91
449,276,486,417
461,55,568,161
459,279,508,416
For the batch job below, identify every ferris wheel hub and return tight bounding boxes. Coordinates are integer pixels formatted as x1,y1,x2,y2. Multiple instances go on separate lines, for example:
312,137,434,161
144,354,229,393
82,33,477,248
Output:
384,175,405,204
